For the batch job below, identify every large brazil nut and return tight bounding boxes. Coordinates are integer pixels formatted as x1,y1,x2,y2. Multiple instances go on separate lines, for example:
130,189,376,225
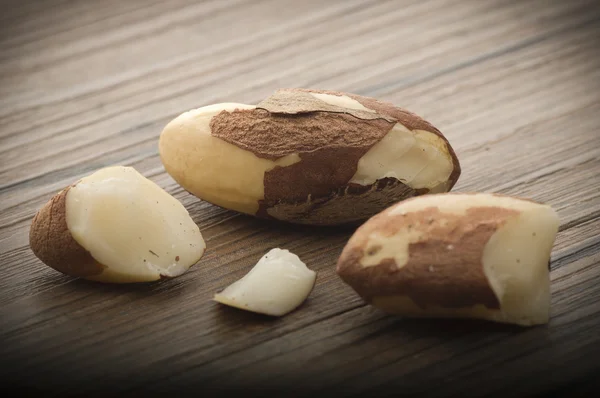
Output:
29,166,206,283
158,88,461,225
336,193,560,326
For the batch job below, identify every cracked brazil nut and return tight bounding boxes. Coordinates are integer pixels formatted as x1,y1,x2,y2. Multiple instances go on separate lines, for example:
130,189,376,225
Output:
158,88,461,225
29,166,206,283
336,193,560,326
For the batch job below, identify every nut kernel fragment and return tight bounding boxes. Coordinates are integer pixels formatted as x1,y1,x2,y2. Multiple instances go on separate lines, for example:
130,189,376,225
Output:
30,166,206,283
214,248,317,316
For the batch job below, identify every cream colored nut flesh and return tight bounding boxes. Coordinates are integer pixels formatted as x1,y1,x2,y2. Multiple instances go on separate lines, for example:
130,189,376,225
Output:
350,123,454,193
336,193,560,326
214,248,317,316
29,166,206,283
158,88,460,225
159,103,300,216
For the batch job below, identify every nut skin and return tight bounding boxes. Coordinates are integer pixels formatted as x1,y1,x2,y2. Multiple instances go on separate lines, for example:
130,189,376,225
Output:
260,178,421,226
29,185,105,278
300,88,462,191
336,202,515,310
205,88,461,225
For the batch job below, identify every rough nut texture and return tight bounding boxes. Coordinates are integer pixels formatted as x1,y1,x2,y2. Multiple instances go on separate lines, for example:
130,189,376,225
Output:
262,178,420,226
208,88,459,224
210,109,393,160
296,88,462,189
29,186,105,277
264,147,373,200
336,204,519,309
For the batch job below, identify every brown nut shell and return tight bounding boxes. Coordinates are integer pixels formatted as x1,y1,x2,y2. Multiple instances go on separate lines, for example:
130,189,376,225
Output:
29,185,105,278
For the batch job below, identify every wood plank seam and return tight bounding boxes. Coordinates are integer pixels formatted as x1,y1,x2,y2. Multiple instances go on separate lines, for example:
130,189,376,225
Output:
0,0,375,119
360,11,600,97
3,51,598,195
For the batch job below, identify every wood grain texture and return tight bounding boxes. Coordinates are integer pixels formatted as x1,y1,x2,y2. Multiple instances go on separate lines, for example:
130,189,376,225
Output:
1,0,599,396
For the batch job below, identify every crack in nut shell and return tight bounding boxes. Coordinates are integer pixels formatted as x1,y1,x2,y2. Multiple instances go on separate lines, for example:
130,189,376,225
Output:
258,178,422,226
256,88,396,122
29,185,105,278
336,206,520,309
291,88,441,132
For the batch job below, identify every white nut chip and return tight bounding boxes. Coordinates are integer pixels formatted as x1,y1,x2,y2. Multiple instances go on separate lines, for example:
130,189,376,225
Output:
214,248,317,316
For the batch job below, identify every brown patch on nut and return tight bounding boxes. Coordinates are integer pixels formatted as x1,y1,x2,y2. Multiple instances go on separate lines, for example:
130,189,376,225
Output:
263,146,371,200
29,186,105,278
336,206,519,309
366,245,382,256
259,177,418,226
210,108,393,160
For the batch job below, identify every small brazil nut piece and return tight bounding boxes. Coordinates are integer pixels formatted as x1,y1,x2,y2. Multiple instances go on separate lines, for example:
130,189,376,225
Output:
214,248,317,317
29,166,206,283
159,88,460,225
336,193,560,326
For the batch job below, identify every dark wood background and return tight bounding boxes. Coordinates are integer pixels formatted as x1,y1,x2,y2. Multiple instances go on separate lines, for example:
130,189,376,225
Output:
1,0,599,396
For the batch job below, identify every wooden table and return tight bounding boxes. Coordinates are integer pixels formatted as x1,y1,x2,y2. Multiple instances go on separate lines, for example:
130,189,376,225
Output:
1,0,599,396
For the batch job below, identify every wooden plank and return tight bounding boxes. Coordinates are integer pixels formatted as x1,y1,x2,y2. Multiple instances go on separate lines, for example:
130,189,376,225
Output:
2,229,597,395
1,144,597,306
0,0,203,65
0,7,598,224
1,0,599,395
132,239,600,396
1,4,599,307
1,0,597,186
3,1,595,203
0,0,376,116
554,217,600,255
0,0,73,25
1,23,598,223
